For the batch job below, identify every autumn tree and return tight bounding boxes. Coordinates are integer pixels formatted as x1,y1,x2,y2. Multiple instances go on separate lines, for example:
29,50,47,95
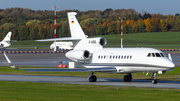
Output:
144,18,152,32
160,19,167,32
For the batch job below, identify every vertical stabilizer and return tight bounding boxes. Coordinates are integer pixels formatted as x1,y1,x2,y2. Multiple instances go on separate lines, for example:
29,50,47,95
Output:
3,32,12,42
67,12,87,50
68,12,86,39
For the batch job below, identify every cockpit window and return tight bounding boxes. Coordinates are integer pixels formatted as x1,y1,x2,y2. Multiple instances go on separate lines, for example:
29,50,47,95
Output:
147,53,151,57
160,53,165,57
155,53,161,57
152,53,155,57
147,52,165,57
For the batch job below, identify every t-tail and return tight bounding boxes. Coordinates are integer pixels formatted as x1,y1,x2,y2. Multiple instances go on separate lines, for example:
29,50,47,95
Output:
67,12,88,50
68,12,106,50
36,12,106,50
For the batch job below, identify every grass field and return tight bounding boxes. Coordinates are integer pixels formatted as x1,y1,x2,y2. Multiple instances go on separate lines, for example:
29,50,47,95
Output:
1,66,180,100
9,32,180,49
0,81,180,101
103,32,180,48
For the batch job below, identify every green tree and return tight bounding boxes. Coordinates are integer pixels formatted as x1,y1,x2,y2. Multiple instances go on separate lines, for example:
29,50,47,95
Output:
96,25,108,35
18,26,25,40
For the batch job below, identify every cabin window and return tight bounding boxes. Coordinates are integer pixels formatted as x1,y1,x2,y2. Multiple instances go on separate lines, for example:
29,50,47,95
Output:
101,55,103,59
121,56,123,59
119,56,121,59
130,56,132,59
127,56,129,59
98,55,100,59
155,53,161,57
160,53,165,57
116,55,118,59
110,56,112,59
124,56,126,59
113,55,115,59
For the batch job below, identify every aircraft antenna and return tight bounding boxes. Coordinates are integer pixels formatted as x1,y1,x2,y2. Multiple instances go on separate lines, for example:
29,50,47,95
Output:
52,5,59,51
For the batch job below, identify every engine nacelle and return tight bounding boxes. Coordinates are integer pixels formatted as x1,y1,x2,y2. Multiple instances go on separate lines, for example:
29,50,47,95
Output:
65,50,91,61
87,37,107,47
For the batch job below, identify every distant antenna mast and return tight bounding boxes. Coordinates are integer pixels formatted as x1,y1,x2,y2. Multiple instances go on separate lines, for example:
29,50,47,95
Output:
52,5,58,38
119,16,125,48
52,5,59,51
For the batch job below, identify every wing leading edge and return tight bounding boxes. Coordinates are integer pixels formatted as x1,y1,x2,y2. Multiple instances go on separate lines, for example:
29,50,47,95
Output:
20,67,117,72
36,37,81,42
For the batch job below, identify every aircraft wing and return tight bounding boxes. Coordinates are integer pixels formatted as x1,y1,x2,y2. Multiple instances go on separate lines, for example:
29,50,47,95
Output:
36,37,81,42
3,53,18,69
20,67,117,72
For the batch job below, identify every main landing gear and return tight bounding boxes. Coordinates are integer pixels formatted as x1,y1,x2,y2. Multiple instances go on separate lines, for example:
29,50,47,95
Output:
123,73,132,82
88,71,97,82
151,72,157,84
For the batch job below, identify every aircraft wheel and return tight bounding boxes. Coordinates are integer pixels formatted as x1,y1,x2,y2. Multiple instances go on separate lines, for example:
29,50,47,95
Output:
89,75,97,82
124,75,131,82
152,79,157,84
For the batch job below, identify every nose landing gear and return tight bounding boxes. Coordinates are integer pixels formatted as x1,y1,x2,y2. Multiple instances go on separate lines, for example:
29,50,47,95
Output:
88,71,97,82
151,72,157,84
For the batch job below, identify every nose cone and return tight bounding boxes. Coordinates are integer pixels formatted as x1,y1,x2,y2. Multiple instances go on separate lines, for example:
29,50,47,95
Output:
166,60,175,69
65,51,71,59
50,44,54,49
169,61,175,68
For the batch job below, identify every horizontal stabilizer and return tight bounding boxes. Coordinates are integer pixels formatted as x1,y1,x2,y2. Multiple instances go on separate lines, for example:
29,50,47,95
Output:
36,37,81,42
20,67,116,72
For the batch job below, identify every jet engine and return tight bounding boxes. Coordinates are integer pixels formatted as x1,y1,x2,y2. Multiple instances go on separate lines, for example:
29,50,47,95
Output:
65,50,91,61
87,37,107,47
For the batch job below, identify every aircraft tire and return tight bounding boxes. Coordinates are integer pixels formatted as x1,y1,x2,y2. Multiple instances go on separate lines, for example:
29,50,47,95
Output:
152,79,157,84
89,75,97,82
124,75,131,82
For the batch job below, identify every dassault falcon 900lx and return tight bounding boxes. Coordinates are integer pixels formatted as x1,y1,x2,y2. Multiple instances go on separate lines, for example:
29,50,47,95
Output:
22,12,175,84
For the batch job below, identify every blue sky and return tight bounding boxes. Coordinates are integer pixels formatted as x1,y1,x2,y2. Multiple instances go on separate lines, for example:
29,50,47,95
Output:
0,0,179,15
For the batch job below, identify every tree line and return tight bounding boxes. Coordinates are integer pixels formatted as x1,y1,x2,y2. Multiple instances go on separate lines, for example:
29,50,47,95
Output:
0,7,180,40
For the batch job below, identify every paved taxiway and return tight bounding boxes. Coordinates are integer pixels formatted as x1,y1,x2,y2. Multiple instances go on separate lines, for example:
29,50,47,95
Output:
0,49,180,67
0,74,180,89
0,49,71,67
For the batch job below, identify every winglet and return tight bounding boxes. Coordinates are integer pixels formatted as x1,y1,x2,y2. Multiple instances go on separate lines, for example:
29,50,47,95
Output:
3,53,18,69
168,53,172,61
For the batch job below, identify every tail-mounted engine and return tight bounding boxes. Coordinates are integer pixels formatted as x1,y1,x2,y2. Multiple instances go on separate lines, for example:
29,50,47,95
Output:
65,50,91,61
87,37,107,47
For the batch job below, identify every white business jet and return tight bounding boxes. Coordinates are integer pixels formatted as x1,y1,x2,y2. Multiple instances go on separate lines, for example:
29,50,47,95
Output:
0,32,12,48
22,12,175,84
